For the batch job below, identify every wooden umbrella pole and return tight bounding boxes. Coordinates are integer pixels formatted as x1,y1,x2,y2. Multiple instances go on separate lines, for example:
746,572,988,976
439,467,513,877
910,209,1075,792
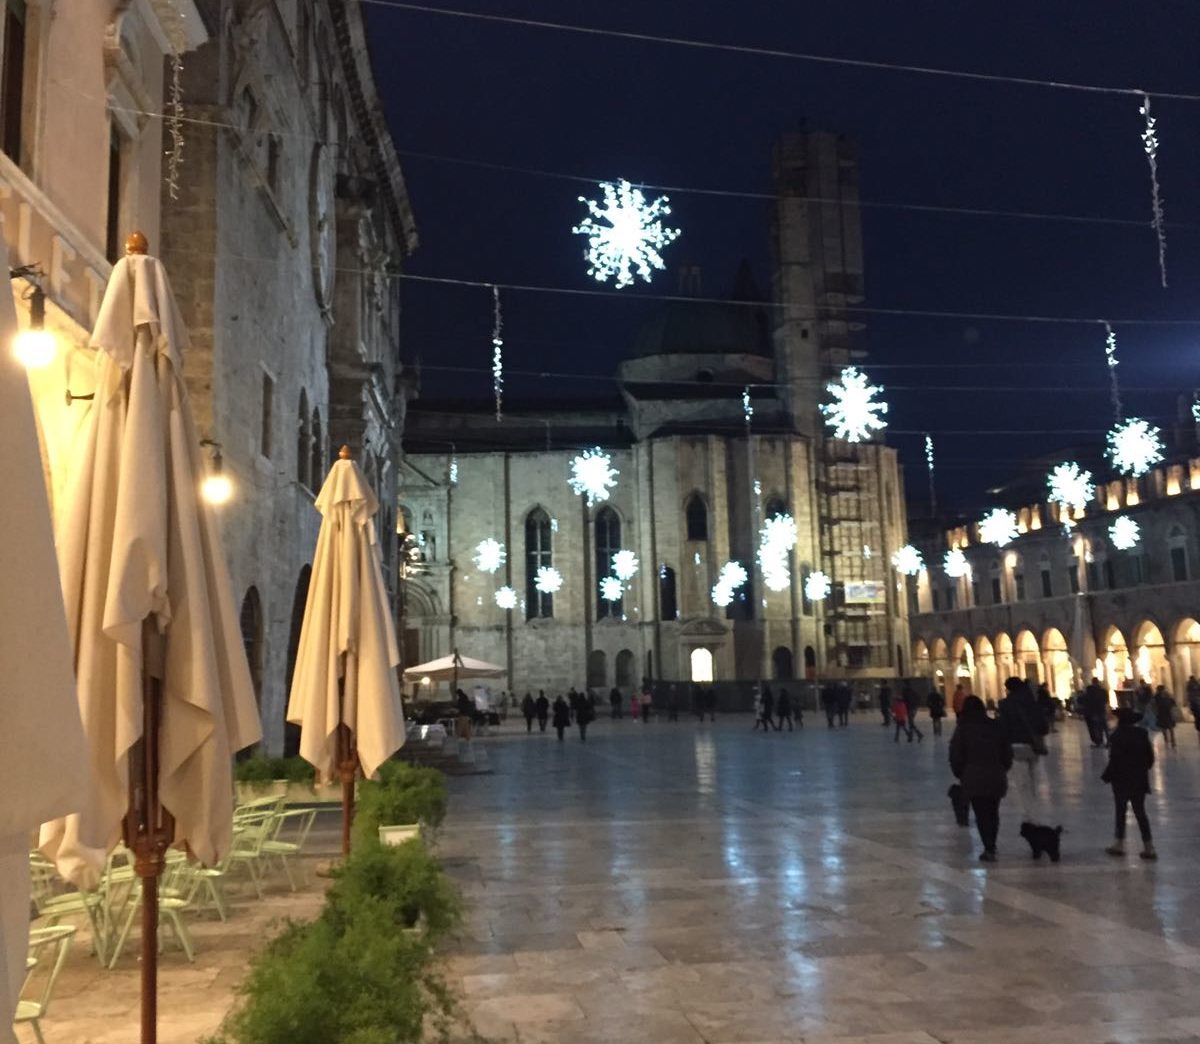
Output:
337,678,357,857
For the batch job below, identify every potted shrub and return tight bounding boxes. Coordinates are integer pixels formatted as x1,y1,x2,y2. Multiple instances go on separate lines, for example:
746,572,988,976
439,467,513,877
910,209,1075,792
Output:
355,762,448,847
233,754,338,805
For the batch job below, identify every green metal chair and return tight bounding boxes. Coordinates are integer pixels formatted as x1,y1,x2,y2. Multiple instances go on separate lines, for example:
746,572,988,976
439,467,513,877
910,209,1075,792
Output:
259,807,319,891
225,810,278,899
106,852,196,969
15,925,76,1044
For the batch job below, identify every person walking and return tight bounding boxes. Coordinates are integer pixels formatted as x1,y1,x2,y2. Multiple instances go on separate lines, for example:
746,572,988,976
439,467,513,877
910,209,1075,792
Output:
630,690,641,722
892,691,911,742
521,692,536,734
1102,707,1156,860
641,688,653,724
1188,677,1200,746
704,686,718,722
552,695,570,741
821,683,837,729
950,694,1014,861
902,682,924,742
609,686,623,719
667,684,679,722
577,692,595,742
998,677,1048,830
1037,683,1057,734
1153,685,1177,750
878,684,892,726
836,682,852,727
1083,676,1110,748
535,690,550,733
777,687,794,732
927,686,946,737
759,685,777,733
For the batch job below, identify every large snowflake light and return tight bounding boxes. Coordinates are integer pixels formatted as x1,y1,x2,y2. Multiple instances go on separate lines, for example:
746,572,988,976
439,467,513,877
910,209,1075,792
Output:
572,179,681,289
1109,515,1141,551
599,576,624,602
534,566,563,594
711,560,749,608
494,586,518,610
978,508,1019,548
891,544,924,577
1046,462,1095,515
943,547,970,579
804,571,832,601
820,366,888,443
758,514,798,592
1107,417,1164,477
568,447,619,505
611,549,639,582
473,538,506,574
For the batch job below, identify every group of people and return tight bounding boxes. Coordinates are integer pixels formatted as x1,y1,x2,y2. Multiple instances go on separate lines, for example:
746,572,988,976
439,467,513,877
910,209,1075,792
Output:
948,675,1163,863
753,685,800,731
519,688,597,741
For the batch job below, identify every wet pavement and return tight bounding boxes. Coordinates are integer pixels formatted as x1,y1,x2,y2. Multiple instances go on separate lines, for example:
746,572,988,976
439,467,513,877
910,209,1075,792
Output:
439,712,1200,1043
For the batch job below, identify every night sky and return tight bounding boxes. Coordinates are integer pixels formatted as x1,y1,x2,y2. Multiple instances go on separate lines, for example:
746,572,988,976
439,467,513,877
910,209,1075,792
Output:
363,0,1200,514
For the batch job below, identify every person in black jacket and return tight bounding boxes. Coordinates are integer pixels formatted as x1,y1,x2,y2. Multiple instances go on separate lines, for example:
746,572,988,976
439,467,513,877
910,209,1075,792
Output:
997,677,1047,826
1083,677,1110,748
535,690,550,733
927,687,946,737
759,685,776,732
950,695,1014,861
576,693,595,741
776,688,794,732
521,692,536,733
1102,708,1156,859
552,696,571,741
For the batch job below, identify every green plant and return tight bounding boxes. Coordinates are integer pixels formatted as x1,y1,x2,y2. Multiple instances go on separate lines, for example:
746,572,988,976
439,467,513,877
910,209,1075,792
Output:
234,755,317,790
354,762,447,844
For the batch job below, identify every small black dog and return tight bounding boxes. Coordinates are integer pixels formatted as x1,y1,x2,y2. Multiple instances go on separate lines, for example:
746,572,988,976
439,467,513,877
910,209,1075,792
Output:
1020,821,1063,863
948,783,970,827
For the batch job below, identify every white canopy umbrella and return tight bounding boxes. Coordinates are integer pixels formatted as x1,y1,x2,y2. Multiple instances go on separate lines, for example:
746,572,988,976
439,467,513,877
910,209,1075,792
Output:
39,234,261,1043
287,446,406,854
0,239,89,1041
404,651,505,682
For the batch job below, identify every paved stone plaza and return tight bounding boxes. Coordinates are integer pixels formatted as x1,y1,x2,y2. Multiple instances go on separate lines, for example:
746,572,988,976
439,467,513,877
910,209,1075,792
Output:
440,714,1200,1043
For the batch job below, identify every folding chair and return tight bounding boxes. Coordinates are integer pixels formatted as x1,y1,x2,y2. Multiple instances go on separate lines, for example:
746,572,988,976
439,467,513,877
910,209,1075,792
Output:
225,810,277,899
259,807,318,891
107,853,196,968
15,925,76,1044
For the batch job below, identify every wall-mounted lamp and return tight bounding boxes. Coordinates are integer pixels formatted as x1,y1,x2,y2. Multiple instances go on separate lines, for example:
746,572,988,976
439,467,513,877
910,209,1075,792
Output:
199,438,233,506
9,265,55,369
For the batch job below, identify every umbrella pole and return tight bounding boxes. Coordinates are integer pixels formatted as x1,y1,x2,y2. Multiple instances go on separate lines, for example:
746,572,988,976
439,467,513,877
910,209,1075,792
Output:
337,678,356,856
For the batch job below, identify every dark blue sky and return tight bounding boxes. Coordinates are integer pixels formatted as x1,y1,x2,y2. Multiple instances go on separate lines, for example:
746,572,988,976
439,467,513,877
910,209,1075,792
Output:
364,0,1200,513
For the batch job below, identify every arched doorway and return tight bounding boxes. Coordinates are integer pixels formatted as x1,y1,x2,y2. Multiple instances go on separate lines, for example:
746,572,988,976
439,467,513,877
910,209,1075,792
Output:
1041,627,1072,699
615,649,635,689
1101,626,1130,702
690,647,714,683
772,646,794,680
587,649,607,689
995,632,1014,684
1133,620,1170,690
283,565,312,758
803,646,816,680
913,639,931,678
975,635,996,701
240,587,264,708
1172,618,1200,690
1015,630,1040,683
931,638,949,692
951,636,974,694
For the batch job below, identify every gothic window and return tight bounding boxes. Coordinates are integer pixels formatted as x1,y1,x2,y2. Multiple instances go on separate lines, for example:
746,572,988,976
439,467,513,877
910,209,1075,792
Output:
1040,554,1053,598
615,649,635,688
685,495,708,541
525,508,553,620
297,390,311,488
260,372,274,459
0,0,26,163
239,587,263,708
659,564,677,620
310,408,323,483
765,497,787,520
595,507,621,619
989,561,1002,604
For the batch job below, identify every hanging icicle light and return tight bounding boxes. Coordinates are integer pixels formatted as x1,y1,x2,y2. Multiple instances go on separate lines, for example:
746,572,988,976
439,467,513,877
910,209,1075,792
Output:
1046,462,1095,515
711,560,749,608
473,538,506,574
742,386,753,430
1106,417,1164,477
1109,515,1141,551
599,576,624,602
944,546,970,579
495,586,518,610
820,366,888,442
1103,322,1123,421
572,178,681,288
534,566,563,594
611,549,639,582
804,571,832,602
491,285,504,421
568,447,619,505
448,456,459,485
891,544,924,577
1138,94,1168,288
978,508,1019,548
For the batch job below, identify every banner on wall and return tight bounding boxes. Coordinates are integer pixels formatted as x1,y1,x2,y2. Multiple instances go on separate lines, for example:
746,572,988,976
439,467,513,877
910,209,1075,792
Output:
844,580,886,604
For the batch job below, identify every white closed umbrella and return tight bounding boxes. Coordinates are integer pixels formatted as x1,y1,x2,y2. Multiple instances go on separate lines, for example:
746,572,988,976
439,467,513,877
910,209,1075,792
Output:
0,237,89,1043
39,233,261,1043
287,446,406,854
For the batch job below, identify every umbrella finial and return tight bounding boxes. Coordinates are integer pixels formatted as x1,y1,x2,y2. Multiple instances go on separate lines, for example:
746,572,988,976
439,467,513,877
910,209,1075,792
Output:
338,445,351,460
125,231,149,255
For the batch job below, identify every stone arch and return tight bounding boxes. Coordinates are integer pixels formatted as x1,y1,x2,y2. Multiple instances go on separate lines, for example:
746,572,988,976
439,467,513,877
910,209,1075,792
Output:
240,586,264,708
1172,618,1200,690
951,635,974,693
689,647,714,682
1015,629,1041,683
772,645,794,681
595,506,622,619
1101,625,1130,696
1132,619,1170,690
684,493,708,541
994,632,1014,682
974,635,997,701
615,649,635,689
1041,627,1072,699
931,637,950,690
525,506,554,620
587,649,607,689
804,645,817,679
913,638,931,677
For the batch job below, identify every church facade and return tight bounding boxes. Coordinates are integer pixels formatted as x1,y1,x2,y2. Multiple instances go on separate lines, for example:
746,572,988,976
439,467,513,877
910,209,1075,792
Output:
400,132,911,698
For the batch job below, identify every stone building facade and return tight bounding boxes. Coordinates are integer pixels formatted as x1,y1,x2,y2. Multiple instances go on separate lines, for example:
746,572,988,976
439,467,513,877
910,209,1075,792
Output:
909,451,1200,703
400,132,911,699
160,0,416,753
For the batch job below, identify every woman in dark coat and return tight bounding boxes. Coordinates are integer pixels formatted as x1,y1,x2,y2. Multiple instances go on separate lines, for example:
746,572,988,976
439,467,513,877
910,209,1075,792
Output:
1102,707,1156,859
926,687,946,737
521,692,536,733
552,695,571,741
535,690,550,732
576,693,595,742
949,695,1014,861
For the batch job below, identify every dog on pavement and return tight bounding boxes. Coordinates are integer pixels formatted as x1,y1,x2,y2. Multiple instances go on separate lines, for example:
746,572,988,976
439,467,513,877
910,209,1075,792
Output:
1019,821,1063,863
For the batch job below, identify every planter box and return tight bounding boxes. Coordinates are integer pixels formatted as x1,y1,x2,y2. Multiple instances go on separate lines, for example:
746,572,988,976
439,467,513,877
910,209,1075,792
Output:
378,824,421,846
235,780,343,806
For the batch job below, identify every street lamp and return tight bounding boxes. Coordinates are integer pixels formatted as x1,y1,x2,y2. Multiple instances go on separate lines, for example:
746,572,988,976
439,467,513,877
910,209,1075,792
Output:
199,439,233,505
10,265,55,369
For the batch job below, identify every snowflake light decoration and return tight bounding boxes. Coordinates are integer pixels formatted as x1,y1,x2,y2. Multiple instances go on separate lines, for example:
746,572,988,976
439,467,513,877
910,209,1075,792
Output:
611,549,639,582
568,447,619,505
534,566,563,594
1109,515,1141,551
758,514,798,592
804,571,832,601
473,538,506,574
943,547,970,579
1106,417,1163,477
711,560,748,607
820,366,888,443
572,178,681,289
891,544,924,577
599,576,624,602
1046,462,1095,515
978,508,1019,548
494,586,518,610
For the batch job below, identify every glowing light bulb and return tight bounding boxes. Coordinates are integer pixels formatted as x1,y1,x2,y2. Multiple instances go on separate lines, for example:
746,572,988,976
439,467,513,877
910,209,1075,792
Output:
13,329,55,369
201,472,233,506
